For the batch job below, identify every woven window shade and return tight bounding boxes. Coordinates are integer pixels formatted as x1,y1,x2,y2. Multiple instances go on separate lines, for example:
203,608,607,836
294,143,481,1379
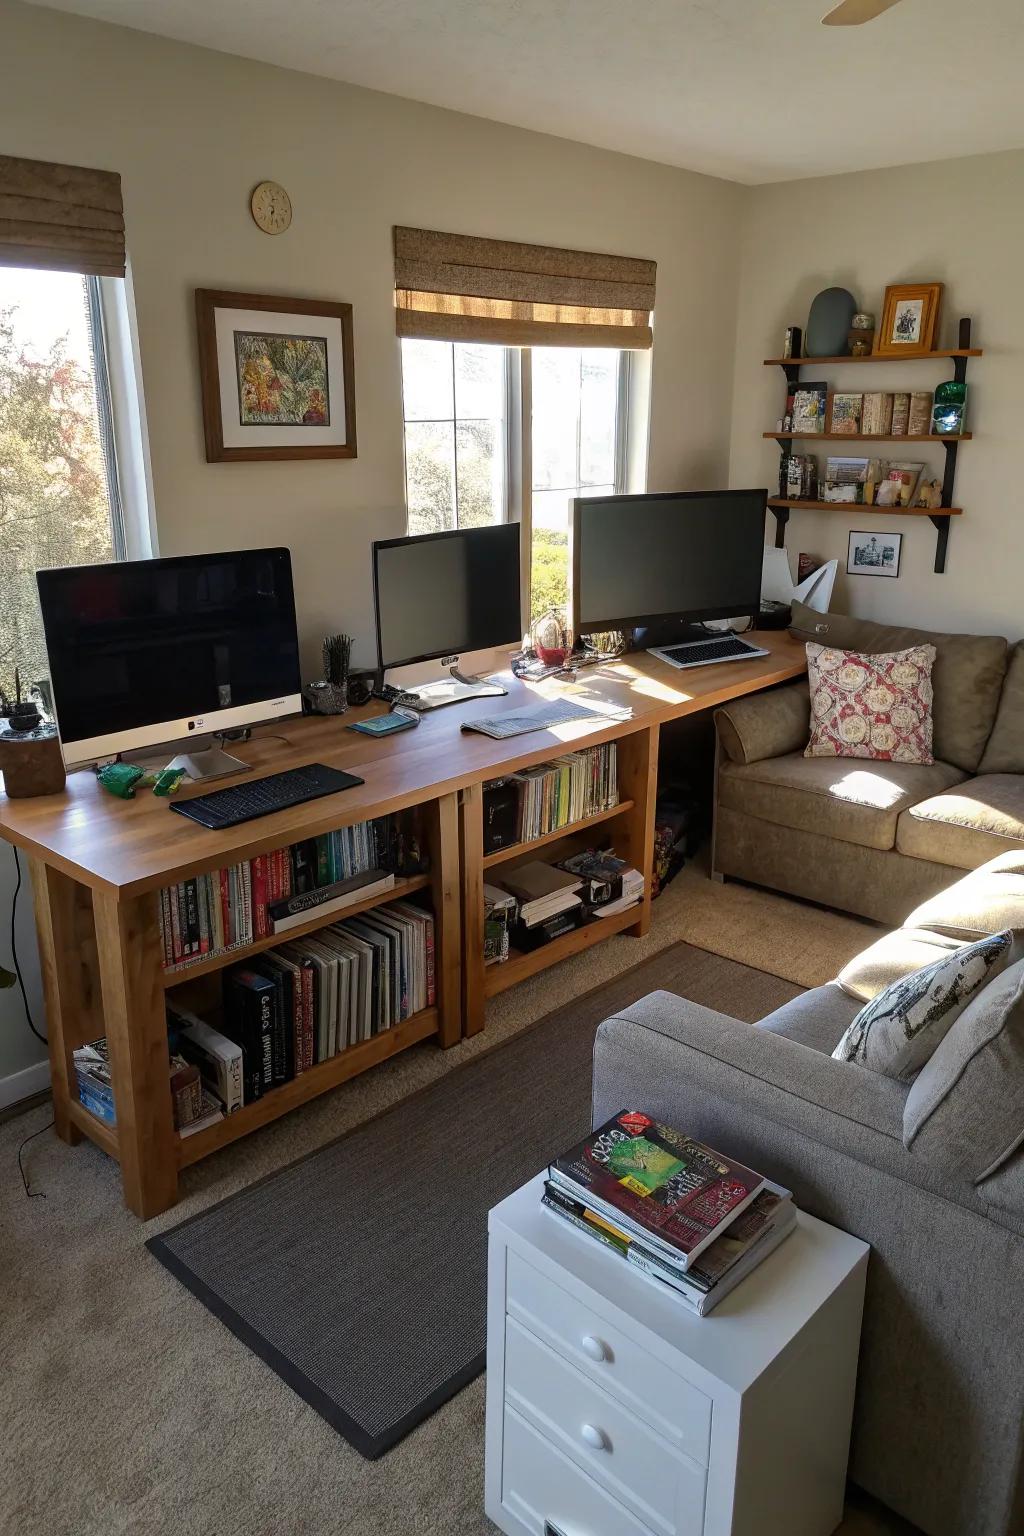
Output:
394,227,655,349
0,155,125,278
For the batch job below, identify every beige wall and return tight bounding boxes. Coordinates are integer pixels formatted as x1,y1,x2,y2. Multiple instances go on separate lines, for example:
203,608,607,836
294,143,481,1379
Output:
0,0,746,1086
728,149,1024,640
2,0,745,677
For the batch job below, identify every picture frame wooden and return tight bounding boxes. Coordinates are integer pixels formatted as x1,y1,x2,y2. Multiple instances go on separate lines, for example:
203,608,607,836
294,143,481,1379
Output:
847,529,902,578
195,288,357,462
875,282,943,356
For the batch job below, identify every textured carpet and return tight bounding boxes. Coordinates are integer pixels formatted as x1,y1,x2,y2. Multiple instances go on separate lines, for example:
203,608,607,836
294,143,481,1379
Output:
1,862,898,1536
148,941,801,1459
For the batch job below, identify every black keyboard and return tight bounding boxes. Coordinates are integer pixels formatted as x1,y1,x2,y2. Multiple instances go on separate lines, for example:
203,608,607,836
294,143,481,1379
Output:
169,763,364,830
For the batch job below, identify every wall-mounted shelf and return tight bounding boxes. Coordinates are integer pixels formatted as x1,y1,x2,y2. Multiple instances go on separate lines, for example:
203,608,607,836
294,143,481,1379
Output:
764,342,980,573
763,431,971,443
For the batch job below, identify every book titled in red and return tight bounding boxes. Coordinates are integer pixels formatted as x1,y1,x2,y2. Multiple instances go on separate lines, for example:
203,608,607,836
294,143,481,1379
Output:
551,1109,765,1269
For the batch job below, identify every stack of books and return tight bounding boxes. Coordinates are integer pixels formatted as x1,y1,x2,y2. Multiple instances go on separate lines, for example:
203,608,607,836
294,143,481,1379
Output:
505,742,618,844
167,901,436,1110
544,1109,797,1316
496,861,583,949
159,810,426,967
73,1038,115,1124
558,848,644,918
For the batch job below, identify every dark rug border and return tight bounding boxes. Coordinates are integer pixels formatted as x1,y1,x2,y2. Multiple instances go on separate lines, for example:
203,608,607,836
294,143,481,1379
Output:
146,1225,487,1459
146,932,795,1457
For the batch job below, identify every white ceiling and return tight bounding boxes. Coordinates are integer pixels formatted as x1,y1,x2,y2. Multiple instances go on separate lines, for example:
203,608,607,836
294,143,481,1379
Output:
27,0,1024,183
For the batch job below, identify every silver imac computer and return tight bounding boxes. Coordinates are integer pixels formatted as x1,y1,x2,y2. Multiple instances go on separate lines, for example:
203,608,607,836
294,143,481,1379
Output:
372,523,523,709
36,547,303,777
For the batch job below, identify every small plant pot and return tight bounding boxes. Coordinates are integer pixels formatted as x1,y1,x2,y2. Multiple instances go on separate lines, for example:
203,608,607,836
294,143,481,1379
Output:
303,681,348,716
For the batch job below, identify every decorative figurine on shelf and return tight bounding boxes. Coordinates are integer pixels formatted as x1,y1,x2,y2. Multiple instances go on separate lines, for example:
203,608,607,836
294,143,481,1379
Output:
304,633,352,715
913,478,944,510
932,380,967,435
848,312,875,356
531,608,570,668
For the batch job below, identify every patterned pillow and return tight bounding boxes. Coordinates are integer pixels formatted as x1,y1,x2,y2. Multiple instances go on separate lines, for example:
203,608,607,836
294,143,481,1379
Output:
805,642,936,763
832,929,1013,1081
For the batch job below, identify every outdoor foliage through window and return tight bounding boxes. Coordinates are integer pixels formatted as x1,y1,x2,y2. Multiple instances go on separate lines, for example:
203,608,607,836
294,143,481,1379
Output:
0,269,119,702
402,340,506,534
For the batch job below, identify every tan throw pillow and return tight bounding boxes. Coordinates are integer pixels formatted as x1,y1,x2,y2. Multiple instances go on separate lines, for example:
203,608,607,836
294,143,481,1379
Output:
832,929,1013,1081
805,642,936,763
837,927,970,1004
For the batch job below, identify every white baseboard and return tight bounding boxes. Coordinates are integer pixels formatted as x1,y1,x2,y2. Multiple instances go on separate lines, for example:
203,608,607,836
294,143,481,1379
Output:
0,1059,52,1111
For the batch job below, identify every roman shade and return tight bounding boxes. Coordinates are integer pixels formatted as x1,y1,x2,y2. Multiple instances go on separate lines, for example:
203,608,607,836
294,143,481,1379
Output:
393,226,655,349
0,154,125,278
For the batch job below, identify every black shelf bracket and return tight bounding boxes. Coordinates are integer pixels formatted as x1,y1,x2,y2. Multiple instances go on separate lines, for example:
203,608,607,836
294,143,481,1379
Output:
929,514,952,575
770,503,790,549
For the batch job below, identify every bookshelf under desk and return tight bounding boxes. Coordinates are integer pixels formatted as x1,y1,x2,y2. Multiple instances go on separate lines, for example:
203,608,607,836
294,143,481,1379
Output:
0,632,805,1218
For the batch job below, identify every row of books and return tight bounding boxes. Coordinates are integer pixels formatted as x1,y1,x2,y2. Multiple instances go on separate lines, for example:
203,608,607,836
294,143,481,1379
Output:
159,813,426,967
168,900,436,1111
545,1109,796,1316
73,1038,115,1124
508,742,619,846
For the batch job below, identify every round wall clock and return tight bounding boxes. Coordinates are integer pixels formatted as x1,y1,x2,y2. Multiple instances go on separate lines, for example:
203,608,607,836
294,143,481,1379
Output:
250,181,292,235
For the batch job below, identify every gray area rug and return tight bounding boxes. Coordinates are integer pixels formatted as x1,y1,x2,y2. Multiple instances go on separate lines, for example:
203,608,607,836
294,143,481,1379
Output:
148,940,800,1458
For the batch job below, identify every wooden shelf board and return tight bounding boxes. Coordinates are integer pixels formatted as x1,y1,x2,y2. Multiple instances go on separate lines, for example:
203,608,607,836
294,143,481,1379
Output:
482,801,634,869
69,1097,120,1160
484,904,643,997
763,432,971,443
177,1008,439,1166
763,350,982,366
768,499,962,517
161,874,431,987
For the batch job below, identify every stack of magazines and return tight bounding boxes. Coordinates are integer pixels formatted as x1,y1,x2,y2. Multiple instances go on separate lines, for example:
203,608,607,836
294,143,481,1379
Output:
544,1109,797,1316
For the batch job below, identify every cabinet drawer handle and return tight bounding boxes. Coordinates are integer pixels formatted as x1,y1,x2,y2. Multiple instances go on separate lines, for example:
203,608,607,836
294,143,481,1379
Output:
580,1422,609,1451
580,1334,609,1362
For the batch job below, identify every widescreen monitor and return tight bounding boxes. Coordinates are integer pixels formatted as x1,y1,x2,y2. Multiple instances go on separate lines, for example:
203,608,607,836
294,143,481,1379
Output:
37,547,303,766
572,489,766,637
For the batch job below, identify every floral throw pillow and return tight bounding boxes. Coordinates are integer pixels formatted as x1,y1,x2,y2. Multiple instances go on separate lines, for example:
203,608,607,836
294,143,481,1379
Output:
832,928,1013,1081
805,642,936,763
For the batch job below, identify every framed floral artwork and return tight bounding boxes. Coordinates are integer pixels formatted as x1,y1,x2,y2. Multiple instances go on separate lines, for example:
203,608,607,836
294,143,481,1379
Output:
195,288,356,461
875,282,943,356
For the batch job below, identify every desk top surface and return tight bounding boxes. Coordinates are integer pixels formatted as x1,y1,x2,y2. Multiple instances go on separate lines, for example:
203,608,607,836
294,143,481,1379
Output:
0,632,806,896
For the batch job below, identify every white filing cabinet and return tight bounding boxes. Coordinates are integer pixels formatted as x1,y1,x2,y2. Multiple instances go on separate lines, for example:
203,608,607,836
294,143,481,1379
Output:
485,1174,868,1536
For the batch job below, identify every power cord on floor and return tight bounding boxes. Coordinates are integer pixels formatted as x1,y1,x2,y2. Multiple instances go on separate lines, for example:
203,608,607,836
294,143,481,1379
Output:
9,845,46,1044
17,1115,53,1200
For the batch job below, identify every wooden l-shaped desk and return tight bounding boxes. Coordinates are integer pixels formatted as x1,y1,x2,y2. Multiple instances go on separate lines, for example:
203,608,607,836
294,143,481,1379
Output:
0,632,806,1217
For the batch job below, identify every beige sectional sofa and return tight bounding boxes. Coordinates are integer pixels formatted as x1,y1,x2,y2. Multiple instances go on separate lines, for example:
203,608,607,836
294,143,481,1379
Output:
712,599,1024,924
592,851,1024,1536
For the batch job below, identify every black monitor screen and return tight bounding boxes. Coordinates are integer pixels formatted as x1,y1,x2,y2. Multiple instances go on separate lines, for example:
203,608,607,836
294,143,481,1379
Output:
573,490,767,633
36,548,301,747
374,524,522,670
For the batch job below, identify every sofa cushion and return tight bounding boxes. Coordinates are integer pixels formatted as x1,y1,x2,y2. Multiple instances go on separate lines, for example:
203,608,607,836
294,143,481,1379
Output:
979,641,1024,774
904,957,1024,1179
832,929,1013,1081
756,981,860,1053
789,599,1008,773
718,752,965,852
805,643,935,763
715,681,810,766
837,926,970,1003
906,850,1024,937
897,774,1024,870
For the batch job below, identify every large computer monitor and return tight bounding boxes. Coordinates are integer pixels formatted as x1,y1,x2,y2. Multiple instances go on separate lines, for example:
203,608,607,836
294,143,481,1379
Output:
37,547,303,775
373,523,522,707
572,489,766,641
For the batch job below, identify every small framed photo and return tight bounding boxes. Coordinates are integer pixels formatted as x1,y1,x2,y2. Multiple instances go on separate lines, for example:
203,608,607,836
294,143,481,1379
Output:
195,288,357,462
876,283,943,355
848,529,903,578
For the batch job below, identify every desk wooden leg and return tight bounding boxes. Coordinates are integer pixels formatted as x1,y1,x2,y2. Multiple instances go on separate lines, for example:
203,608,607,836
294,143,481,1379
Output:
30,860,101,1145
93,888,178,1219
618,724,659,939
427,791,462,1048
459,782,486,1038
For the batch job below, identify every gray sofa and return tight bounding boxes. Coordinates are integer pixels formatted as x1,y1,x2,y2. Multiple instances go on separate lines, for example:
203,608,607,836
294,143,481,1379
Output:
713,601,1024,925
592,851,1024,1536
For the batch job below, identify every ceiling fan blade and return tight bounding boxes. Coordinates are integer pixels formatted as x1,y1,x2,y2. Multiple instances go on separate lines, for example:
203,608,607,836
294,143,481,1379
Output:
822,0,904,24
